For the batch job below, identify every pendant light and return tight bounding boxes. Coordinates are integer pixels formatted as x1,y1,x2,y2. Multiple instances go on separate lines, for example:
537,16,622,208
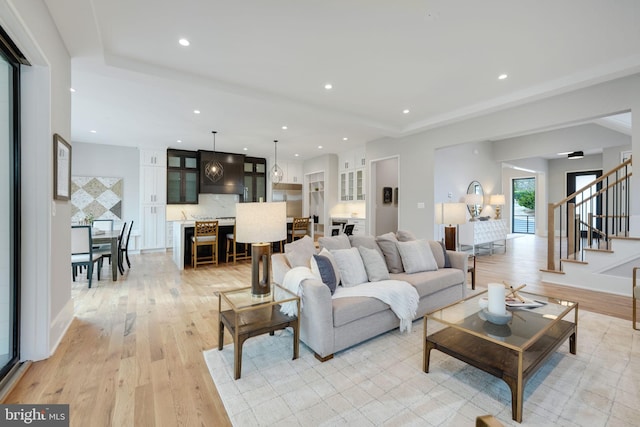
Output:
270,139,284,184
204,130,224,182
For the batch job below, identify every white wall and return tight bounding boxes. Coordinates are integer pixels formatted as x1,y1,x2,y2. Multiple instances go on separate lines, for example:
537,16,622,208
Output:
72,142,140,229
366,73,640,239
372,157,398,235
1,0,72,360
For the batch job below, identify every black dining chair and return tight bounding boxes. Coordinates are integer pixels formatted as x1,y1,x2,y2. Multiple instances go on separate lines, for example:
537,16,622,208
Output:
119,220,134,271
71,225,103,288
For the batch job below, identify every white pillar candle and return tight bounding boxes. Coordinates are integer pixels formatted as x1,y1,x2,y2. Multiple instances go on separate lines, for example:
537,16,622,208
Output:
487,283,506,315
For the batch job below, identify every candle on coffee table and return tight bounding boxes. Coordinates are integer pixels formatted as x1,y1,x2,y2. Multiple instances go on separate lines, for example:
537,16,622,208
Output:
488,283,506,315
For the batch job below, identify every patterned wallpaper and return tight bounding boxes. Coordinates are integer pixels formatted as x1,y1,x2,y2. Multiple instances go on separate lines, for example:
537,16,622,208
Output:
71,176,123,223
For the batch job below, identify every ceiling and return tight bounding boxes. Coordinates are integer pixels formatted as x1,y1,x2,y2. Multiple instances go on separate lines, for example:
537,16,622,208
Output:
44,0,640,161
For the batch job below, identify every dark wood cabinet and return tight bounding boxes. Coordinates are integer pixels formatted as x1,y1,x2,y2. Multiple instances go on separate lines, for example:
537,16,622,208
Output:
243,156,266,202
167,149,199,204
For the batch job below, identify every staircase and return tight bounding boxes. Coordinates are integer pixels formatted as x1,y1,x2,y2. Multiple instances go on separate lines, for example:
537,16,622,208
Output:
541,157,638,296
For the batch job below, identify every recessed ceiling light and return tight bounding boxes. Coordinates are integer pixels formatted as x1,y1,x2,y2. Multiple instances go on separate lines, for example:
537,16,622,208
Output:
243,147,248,151
402,109,410,114
498,74,508,80
70,87,76,92
318,145,323,149
193,109,200,114
294,153,299,157
324,83,333,90
343,137,348,141
282,125,288,130
90,130,97,133
178,38,190,47
177,139,182,143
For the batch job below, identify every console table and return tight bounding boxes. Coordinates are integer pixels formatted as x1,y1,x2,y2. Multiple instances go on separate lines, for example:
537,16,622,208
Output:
458,219,507,255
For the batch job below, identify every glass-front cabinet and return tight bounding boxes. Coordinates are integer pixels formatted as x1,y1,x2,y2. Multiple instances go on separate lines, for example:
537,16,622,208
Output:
167,149,198,204
244,157,266,202
338,148,365,202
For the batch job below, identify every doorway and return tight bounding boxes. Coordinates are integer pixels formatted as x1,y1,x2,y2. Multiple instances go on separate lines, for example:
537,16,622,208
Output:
370,157,399,236
567,170,603,238
512,177,536,234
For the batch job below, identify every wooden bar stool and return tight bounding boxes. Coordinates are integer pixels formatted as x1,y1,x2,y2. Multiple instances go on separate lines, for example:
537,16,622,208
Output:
288,217,310,243
225,224,250,264
192,220,219,268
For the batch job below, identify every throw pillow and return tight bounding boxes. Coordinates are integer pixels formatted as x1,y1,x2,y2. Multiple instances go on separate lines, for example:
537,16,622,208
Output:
284,235,316,268
318,247,341,286
428,240,451,269
310,254,337,294
330,247,368,287
358,246,390,282
349,235,385,259
318,233,351,251
396,230,416,242
396,240,438,274
375,232,404,273
438,241,452,268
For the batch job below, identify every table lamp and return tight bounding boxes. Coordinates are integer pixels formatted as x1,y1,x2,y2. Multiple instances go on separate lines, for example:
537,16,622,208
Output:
490,194,505,219
465,193,484,220
235,202,286,298
435,202,467,251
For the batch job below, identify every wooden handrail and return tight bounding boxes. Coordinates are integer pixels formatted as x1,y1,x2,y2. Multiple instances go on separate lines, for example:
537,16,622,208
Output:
553,157,632,208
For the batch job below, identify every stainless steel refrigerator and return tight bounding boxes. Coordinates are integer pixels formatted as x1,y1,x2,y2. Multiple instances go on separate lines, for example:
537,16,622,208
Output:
272,183,303,218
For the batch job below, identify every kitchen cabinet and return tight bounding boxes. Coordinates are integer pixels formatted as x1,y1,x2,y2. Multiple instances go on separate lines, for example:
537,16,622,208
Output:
338,147,365,202
347,218,366,236
244,156,266,202
167,149,198,204
140,148,167,251
283,160,303,183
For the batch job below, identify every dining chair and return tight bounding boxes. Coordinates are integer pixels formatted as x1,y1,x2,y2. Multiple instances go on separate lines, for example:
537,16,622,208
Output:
225,224,250,264
71,225,103,288
95,221,126,272
287,217,310,243
192,220,219,268
120,220,134,271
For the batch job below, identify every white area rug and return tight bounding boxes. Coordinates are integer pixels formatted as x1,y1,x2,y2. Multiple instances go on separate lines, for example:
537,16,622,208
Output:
204,311,639,426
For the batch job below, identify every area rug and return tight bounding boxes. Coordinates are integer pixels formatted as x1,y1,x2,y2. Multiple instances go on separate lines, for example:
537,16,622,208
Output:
204,310,639,426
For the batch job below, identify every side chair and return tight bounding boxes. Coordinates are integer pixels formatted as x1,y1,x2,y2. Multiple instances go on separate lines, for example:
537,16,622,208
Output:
192,220,219,268
71,225,103,288
288,217,310,242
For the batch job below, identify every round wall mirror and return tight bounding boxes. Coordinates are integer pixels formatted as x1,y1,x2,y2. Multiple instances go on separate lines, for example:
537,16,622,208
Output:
466,181,484,218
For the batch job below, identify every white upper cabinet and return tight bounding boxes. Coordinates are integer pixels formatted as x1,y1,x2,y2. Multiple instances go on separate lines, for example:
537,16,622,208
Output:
338,147,366,202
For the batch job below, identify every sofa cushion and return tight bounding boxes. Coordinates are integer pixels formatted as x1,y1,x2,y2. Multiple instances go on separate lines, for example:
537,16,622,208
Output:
332,296,389,327
397,240,438,273
318,234,351,251
391,268,465,298
310,254,337,294
331,247,368,287
427,240,451,269
358,246,390,282
349,235,384,259
284,235,316,267
375,232,404,273
318,247,341,286
396,230,416,242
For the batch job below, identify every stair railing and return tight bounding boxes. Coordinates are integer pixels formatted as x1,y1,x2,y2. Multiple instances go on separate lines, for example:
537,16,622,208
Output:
546,156,632,272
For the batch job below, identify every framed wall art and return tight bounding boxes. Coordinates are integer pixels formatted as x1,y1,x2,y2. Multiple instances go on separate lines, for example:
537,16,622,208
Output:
383,186,392,204
53,133,71,201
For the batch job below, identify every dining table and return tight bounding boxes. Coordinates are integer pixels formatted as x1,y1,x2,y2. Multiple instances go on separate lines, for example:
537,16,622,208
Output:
92,229,120,281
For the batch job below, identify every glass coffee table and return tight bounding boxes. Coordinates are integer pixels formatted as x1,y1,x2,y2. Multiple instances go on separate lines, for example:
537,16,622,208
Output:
423,290,578,423
218,284,300,379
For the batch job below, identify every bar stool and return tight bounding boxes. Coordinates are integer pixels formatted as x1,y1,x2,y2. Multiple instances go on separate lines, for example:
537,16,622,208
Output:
287,217,310,242
225,224,250,264
192,220,219,268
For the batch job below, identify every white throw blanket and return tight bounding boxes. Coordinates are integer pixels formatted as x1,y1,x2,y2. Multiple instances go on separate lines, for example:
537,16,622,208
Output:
333,280,419,333
279,266,316,316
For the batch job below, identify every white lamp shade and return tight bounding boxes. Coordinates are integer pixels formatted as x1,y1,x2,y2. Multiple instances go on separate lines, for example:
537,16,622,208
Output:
490,194,505,205
435,202,467,225
465,193,484,205
235,202,287,243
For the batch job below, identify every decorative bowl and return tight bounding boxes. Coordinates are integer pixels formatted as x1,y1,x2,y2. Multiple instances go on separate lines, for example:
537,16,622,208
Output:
479,308,512,325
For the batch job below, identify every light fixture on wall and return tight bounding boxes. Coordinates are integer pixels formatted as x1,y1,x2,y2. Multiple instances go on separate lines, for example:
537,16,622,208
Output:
204,130,224,182
435,202,467,251
490,194,506,219
270,139,284,184
568,151,584,160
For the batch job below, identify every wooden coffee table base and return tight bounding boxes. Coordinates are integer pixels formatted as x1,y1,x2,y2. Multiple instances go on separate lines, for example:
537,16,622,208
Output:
424,319,576,423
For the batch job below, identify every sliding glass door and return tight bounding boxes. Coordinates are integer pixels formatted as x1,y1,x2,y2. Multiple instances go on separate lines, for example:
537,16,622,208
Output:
0,26,25,383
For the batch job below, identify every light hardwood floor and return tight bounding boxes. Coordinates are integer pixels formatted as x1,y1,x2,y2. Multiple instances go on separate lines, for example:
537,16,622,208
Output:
4,235,634,426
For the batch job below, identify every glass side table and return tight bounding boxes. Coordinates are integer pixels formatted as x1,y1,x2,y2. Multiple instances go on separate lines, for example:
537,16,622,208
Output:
218,284,300,379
